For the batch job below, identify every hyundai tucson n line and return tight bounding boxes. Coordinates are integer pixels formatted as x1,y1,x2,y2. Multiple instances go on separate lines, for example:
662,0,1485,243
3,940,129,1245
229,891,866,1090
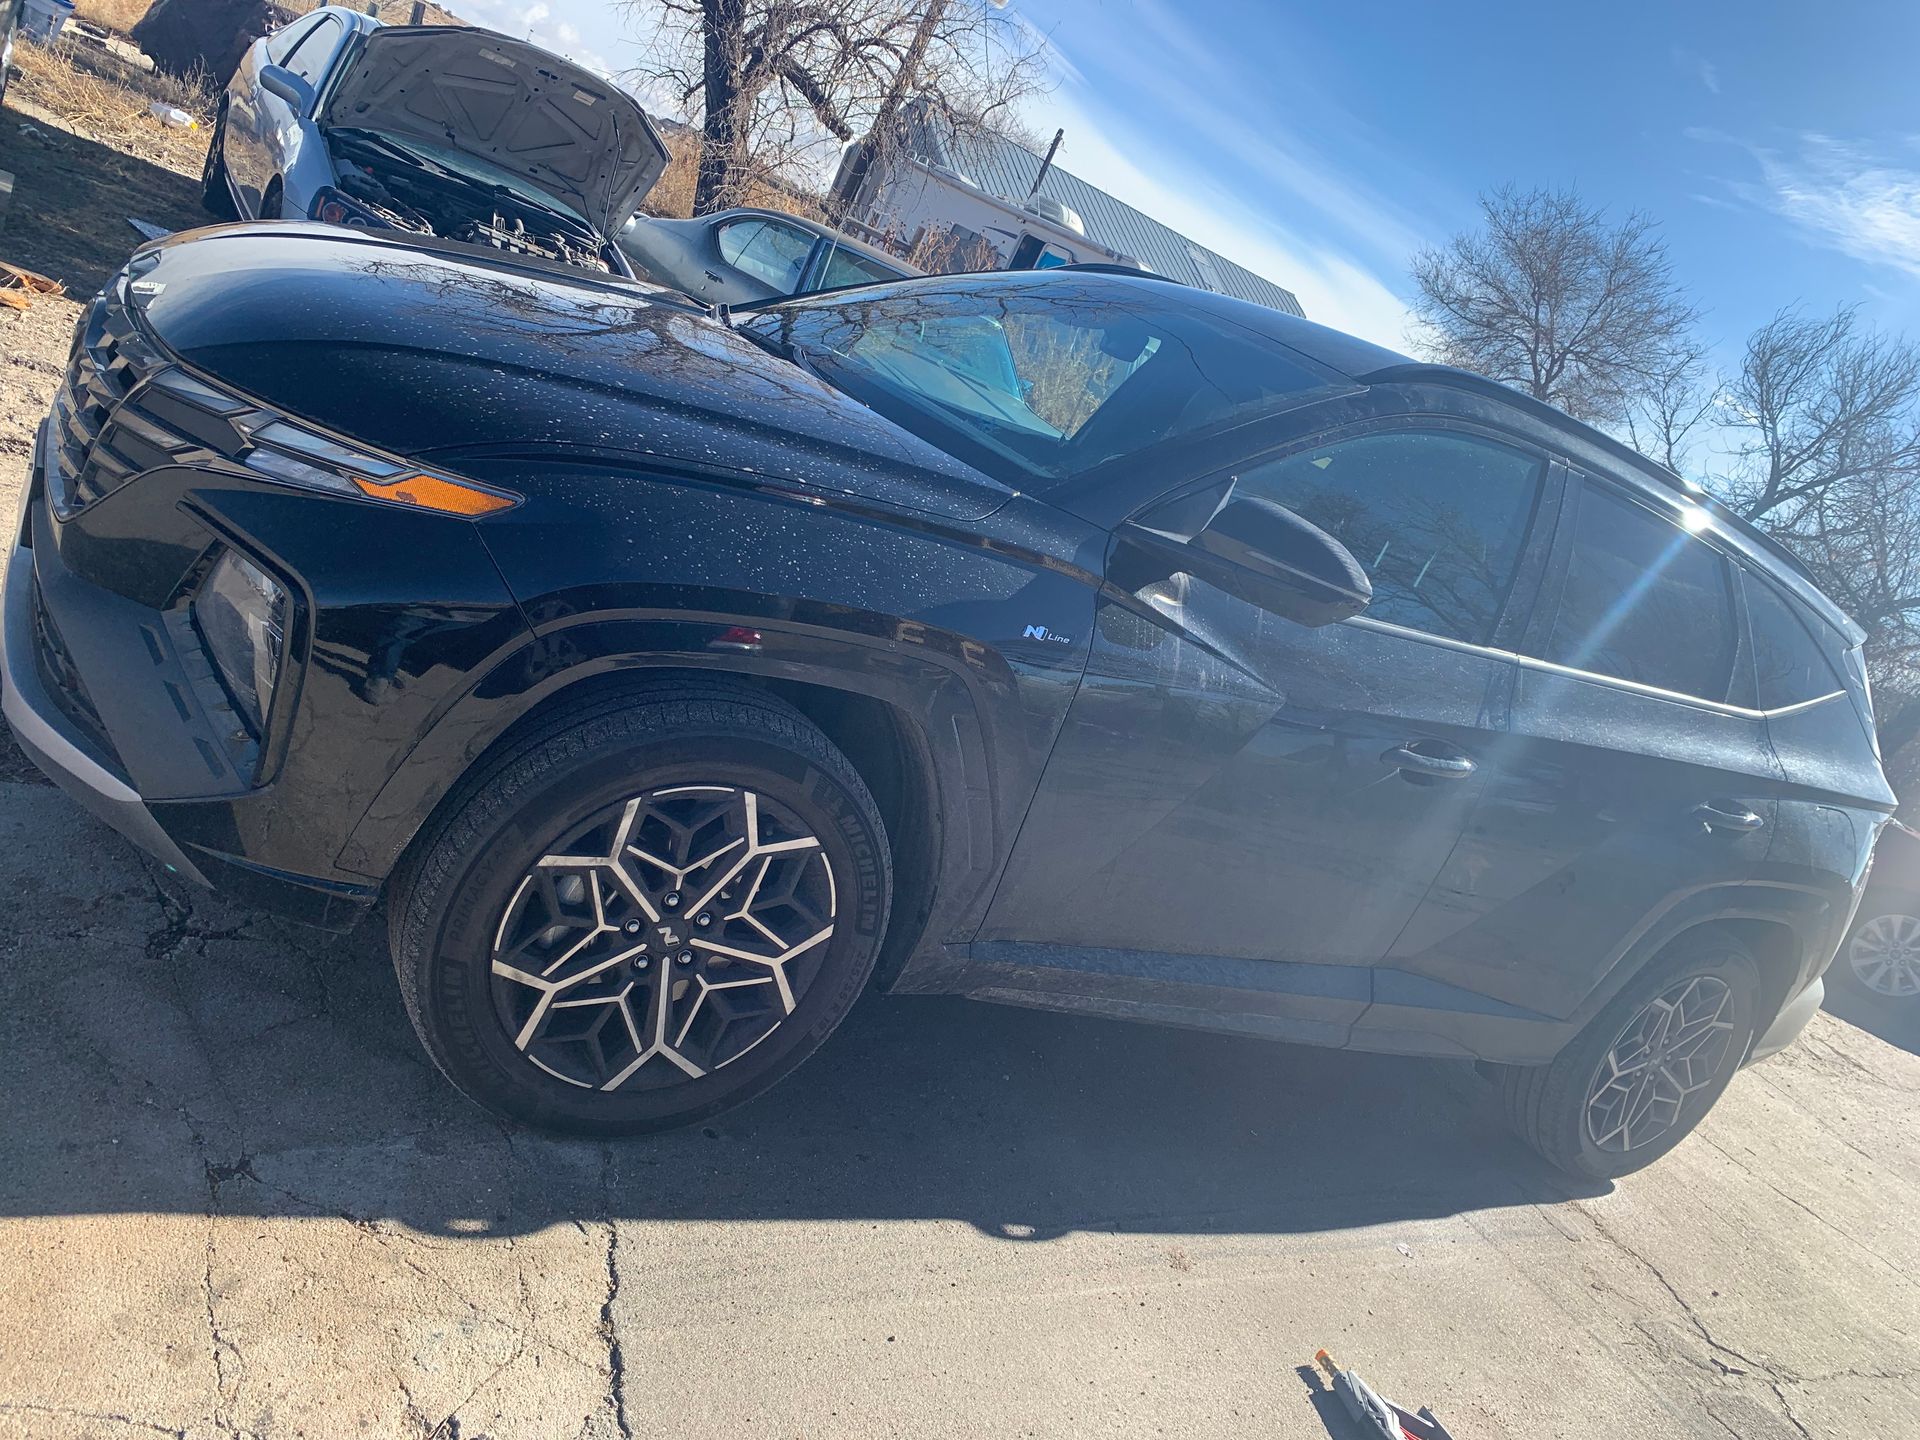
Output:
202,7,667,275
3,225,1892,1179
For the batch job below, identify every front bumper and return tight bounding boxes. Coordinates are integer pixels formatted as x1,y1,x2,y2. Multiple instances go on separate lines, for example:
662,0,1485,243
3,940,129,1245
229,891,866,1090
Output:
2,535,209,887
1,422,382,927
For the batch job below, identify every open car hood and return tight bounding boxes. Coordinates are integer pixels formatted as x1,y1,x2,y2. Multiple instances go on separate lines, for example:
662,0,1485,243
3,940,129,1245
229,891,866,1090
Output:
320,26,667,238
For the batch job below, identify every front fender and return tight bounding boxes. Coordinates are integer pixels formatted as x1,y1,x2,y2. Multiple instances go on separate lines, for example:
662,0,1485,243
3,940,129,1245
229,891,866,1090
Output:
337,599,1088,947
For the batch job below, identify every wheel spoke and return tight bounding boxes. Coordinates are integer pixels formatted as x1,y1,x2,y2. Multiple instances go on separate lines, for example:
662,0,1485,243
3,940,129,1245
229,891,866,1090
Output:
490,785,838,1090
1586,974,1738,1154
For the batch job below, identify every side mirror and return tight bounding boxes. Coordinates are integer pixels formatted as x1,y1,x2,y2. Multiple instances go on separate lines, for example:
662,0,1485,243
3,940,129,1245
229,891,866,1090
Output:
259,64,316,114
1123,493,1371,628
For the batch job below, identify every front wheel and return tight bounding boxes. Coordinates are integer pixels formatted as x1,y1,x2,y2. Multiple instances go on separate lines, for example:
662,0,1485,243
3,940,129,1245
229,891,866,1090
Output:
390,688,892,1134
1499,929,1760,1180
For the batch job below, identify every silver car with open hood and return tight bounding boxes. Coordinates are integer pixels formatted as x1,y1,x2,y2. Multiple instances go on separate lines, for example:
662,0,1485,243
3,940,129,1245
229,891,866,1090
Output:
203,6,668,276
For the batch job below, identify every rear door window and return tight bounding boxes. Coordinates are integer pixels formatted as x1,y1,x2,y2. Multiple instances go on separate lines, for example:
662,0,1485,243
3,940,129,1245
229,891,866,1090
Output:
814,246,903,290
1539,485,1737,702
717,219,815,291
1231,428,1545,644
1746,575,1844,708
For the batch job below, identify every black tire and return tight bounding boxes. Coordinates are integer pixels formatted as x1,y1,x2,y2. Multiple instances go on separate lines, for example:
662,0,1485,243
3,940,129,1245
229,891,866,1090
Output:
389,686,892,1135
1499,929,1760,1180
201,110,238,219
1834,899,1920,1002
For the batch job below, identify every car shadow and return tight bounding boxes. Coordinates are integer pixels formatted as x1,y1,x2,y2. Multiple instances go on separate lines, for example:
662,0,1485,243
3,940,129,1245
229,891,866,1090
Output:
0,822,1611,1240
1822,983,1920,1058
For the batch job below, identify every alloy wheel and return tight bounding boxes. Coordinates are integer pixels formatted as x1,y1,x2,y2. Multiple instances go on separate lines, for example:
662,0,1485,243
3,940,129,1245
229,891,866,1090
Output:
1584,975,1737,1153
489,785,836,1092
1848,913,1920,998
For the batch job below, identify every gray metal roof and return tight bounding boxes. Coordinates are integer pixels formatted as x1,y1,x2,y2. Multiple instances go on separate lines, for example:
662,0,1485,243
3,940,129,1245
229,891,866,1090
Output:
910,111,1305,318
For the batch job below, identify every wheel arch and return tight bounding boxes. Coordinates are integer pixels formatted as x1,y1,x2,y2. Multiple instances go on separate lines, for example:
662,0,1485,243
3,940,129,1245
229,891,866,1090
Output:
346,626,1030,986
1573,881,1844,1043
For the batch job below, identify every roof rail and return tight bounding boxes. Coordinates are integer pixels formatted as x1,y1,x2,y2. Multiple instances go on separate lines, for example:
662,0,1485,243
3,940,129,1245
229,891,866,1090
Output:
1359,362,1823,591
1053,262,1176,282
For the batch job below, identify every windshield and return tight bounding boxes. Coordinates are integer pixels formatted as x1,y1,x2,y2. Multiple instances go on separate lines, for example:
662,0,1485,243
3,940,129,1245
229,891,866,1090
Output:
738,276,1336,488
363,131,590,226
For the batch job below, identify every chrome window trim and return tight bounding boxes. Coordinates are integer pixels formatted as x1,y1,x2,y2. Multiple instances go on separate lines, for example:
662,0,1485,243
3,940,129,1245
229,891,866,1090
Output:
1342,614,1845,720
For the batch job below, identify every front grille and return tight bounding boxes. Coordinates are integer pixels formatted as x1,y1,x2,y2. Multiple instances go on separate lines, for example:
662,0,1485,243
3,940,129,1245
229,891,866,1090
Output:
29,572,115,761
47,288,173,516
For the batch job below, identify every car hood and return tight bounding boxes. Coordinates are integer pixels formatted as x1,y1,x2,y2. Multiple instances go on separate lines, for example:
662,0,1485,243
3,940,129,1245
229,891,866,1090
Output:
319,26,667,238
129,226,1015,522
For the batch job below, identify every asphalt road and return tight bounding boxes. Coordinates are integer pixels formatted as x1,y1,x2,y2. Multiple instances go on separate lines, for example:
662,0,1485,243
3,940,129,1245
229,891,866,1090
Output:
0,762,1916,1439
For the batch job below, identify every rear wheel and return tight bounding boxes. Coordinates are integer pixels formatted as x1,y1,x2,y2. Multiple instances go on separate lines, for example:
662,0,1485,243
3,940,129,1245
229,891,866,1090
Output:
1499,929,1760,1180
390,688,892,1134
200,109,238,219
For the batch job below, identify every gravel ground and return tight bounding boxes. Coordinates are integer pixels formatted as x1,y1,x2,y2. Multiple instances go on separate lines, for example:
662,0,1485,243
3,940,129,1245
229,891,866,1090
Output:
2,51,1918,1440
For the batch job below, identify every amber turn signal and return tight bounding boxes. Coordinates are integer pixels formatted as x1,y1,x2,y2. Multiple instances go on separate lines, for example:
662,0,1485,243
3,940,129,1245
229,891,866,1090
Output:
350,472,518,516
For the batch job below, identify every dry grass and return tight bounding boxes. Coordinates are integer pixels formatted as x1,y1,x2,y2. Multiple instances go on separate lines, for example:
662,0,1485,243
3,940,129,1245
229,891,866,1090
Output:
639,128,828,222
10,36,215,171
71,0,153,34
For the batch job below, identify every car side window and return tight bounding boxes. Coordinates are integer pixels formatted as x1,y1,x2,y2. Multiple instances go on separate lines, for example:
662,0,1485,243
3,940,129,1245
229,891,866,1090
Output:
266,14,320,62
1747,574,1843,707
815,246,901,291
1228,429,1544,644
718,220,814,291
281,14,343,87
1539,485,1737,701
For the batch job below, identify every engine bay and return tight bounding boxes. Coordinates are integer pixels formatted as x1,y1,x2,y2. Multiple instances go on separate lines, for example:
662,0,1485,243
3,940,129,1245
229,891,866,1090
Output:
322,131,615,274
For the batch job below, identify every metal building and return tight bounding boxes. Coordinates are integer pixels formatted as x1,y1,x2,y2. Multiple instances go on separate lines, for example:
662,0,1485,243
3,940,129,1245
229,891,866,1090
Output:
835,98,1305,318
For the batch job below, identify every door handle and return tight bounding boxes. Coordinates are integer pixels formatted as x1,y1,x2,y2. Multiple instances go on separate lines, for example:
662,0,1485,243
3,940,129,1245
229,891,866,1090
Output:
704,269,725,283
1692,802,1766,834
1382,744,1477,780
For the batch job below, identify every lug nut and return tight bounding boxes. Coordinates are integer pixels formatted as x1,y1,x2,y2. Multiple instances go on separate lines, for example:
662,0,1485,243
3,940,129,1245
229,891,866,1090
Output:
623,920,643,935
696,913,712,927
634,957,649,970
664,892,681,908
677,950,694,965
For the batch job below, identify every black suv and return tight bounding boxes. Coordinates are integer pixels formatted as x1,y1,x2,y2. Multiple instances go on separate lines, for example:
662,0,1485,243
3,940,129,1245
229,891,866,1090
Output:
4,225,1891,1178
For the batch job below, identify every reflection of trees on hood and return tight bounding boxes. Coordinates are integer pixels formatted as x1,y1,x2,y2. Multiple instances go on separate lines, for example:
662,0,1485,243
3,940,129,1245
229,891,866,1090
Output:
355,255,840,414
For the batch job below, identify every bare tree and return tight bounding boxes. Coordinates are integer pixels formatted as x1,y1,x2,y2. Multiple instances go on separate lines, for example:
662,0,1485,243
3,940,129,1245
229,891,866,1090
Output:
1711,306,1920,522
629,0,1047,216
1409,185,1699,425
1623,342,1715,476
1698,305,1920,720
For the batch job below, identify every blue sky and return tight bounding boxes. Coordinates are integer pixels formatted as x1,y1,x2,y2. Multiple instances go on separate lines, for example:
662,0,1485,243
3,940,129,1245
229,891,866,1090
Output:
454,0,1920,359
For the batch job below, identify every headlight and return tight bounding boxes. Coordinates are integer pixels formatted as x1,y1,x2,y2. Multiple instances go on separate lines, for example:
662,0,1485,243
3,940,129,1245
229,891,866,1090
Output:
193,550,289,737
310,186,391,228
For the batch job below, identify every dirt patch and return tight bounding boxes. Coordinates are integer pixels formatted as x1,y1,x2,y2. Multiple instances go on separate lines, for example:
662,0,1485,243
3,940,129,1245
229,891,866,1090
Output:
0,39,211,299
0,30,209,794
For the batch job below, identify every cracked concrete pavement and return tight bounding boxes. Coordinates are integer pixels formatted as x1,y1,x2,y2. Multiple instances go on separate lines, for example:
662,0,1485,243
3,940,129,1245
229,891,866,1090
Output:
0,770,1916,1440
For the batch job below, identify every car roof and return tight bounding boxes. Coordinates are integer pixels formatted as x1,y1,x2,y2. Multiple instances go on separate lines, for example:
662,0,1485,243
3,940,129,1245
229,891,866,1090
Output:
702,208,919,274
923,268,1860,641
309,4,382,32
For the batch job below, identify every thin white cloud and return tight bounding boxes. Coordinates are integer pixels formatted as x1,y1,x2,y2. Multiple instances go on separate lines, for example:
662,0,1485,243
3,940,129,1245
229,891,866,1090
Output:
447,0,612,75
1698,60,1721,96
1038,0,1439,270
1710,132,1920,280
1033,82,1413,348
